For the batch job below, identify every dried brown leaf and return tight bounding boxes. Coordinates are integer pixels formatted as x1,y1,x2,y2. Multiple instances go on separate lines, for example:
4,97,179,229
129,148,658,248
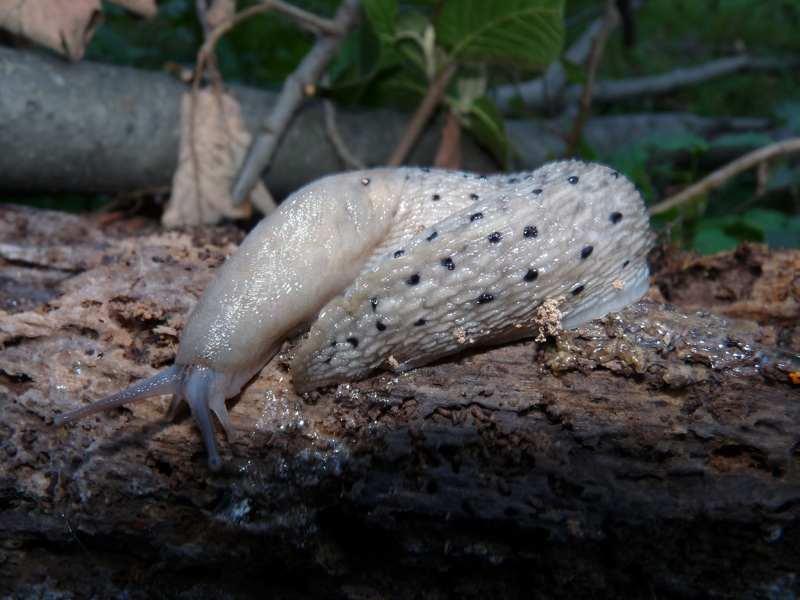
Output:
0,0,103,61
165,90,274,227
106,0,158,19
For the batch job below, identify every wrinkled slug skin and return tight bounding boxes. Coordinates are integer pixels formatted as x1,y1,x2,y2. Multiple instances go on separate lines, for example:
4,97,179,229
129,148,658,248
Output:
292,161,651,391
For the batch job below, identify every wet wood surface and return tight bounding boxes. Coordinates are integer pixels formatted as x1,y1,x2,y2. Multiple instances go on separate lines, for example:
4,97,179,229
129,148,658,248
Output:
1,205,798,599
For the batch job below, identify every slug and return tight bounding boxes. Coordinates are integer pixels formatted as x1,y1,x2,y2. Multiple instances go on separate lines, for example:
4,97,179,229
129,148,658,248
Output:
54,161,652,470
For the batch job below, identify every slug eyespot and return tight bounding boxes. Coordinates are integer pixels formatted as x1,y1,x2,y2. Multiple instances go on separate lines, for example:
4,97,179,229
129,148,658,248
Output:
524,226,538,238
471,212,483,221
488,232,502,243
413,319,427,327
407,274,420,285
427,231,438,242
394,250,405,258
370,297,379,312
612,171,619,178
476,294,494,304
579,245,594,259
571,285,585,296
532,189,543,196
623,260,630,268
523,269,539,282
470,194,479,200
376,321,387,331
432,194,441,201
347,337,359,347
441,257,455,270
610,212,623,224
568,176,579,184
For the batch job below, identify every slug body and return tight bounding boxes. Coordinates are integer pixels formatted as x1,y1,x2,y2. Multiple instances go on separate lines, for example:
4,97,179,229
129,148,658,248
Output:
54,161,651,469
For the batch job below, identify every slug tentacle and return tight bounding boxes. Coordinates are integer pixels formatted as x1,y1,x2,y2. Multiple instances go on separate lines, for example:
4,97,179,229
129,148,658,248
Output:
53,365,183,427
55,363,245,471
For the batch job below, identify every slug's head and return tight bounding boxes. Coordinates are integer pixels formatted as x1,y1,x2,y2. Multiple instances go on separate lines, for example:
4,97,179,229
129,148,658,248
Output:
53,364,241,471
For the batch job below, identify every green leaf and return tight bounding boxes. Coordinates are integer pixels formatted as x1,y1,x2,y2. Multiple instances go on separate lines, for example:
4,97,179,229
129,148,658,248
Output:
693,228,741,254
561,58,584,84
436,0,565,66
774,101,800,134
644,130,709,155
363,0,397,42
464,96,510,167
709,132,773,149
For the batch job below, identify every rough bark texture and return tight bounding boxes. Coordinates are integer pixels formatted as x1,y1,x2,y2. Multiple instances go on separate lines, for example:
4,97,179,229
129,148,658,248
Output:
0,46,788,201
0,205,799,599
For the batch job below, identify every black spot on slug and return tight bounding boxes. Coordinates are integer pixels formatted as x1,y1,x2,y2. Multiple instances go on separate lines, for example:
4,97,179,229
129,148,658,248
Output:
523,269,538,282
370,297,379,312
612,171,619,179
414,318,427,327
361,178,370,185
407,273,420,285
470,193,479,200
524,226,538,238
376,321,387,331
432,194,441,201
572,285,585,296
508,178,519,184
427,231,438,242
622,260,630,268
580,245,594,259
488,232,502,243
324,356,332,363
441,257,455,270
610,212,623,224
347,337,359,347
394,250,405,258
479,176,488,181
471,212,483,221
476,293,494,304
532,189,543,196
568,176,579,184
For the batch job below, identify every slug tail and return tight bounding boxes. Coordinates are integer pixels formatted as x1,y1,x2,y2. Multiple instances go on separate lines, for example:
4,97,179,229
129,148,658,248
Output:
53,366,182,426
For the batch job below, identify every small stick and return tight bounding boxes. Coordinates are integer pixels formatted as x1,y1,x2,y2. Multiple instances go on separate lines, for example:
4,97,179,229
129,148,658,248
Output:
649,137,800,215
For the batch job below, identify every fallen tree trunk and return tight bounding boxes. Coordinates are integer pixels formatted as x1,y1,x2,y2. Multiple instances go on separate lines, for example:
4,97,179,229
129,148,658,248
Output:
0,205,798,599
0,46,786,201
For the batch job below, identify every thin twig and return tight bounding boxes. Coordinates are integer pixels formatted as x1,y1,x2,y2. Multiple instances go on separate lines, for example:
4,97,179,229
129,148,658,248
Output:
386,62,458,167
565,0,618,157
256,0,341,35
230,0,362,206
323,98,365,170
649,137,800,215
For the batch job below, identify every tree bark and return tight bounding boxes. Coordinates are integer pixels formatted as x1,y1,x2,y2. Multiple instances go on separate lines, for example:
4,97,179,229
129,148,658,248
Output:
0,205,798,598
0,46,787,202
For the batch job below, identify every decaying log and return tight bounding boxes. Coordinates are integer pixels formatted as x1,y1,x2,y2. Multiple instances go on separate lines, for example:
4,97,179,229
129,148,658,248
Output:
0,205,798,599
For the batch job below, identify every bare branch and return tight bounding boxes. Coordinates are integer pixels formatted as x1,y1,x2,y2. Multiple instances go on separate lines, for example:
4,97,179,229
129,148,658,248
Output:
230,0,361,207
565,0,618,157
650,137,800,215
386,62,458,167
563,53,800,106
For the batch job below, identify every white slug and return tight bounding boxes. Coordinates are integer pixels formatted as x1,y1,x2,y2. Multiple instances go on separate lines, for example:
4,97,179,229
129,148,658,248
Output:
54,161,652,470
